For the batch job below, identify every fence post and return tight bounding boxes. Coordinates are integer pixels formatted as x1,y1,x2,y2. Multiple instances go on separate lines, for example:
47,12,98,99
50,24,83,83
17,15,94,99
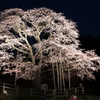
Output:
15,86,18,100
66,89,68,96
3,83,6,94
82,87,84,94
3,83,5,93
75,88,77,94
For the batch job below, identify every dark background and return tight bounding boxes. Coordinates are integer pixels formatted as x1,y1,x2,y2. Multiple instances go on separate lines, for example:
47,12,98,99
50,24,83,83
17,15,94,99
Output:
0,0,100,94
0,0,100,37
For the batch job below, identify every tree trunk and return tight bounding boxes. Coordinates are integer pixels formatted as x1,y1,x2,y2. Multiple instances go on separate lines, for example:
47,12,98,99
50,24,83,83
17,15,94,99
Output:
32,69,41,88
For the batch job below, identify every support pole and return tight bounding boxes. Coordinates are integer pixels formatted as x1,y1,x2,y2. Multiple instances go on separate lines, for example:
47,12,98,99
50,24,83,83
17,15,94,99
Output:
52,63,56,90
68,68,71,91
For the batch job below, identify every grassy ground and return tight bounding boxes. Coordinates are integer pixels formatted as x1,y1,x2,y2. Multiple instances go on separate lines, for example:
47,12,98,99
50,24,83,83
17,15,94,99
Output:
0,94,100,100
0,87,100,100
84,95,100,100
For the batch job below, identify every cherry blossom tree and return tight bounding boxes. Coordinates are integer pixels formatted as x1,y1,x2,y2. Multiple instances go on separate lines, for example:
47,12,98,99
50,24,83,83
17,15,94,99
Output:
0,8,100,89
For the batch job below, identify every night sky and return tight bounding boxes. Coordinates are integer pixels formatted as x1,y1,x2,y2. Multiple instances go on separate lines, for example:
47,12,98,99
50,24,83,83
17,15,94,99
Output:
0,0,100,37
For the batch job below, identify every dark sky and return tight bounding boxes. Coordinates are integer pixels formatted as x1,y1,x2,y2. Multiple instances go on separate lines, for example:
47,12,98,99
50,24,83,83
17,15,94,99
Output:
0,0,100,37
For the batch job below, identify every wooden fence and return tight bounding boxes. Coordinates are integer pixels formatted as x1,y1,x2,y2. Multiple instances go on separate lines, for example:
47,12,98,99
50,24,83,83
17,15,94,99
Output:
0,82,44,100
0,82,84,100
46,87,84,100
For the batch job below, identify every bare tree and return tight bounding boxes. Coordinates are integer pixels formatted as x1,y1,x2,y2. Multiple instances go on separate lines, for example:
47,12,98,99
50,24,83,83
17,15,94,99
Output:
0,8,100,89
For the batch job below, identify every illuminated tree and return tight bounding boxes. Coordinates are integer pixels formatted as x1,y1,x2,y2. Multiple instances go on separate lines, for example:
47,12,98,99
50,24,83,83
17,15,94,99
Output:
0,8,100,89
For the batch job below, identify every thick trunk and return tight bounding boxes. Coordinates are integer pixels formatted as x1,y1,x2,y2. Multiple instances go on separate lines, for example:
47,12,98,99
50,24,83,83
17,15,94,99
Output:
32,69,41,88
